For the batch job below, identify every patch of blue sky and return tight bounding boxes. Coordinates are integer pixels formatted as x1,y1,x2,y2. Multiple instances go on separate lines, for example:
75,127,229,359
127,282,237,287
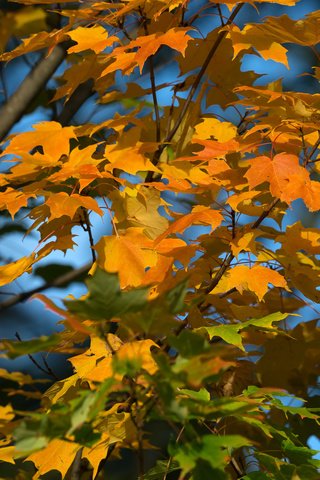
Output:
308,436,320,461
258,0,319,21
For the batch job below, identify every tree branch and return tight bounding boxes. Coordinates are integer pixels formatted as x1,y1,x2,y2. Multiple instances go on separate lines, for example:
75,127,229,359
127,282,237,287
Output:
166,3,243,143
0,43,70,142
57,79,94,126
203,197,280,296
0,262,91,311
145,3,244,182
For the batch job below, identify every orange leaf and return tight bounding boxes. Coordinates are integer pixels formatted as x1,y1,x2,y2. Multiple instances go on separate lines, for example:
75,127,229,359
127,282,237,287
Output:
101,28,192,76
95,232,157,288
156,206,223,243
0,254,35,287
2,122,76,161
46,192,103,219
211,265,289,301
68,25,118,54
245,153,320,211
0,187,36,219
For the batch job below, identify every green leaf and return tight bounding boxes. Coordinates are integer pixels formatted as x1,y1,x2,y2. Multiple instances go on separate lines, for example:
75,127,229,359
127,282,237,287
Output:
65,268,149,321
73,423,101,447
142,460,180,480
198,312,290,350
178,388,210,402
282,440,320,468
165,278,188,314
241,473,273,479
34,263,82,285
169,330,208,357
171,434,252,476
3,334,60,359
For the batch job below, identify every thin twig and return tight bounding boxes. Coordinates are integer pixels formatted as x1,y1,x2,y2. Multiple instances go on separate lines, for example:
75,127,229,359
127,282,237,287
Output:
139,7,161,143
306,131,320,163
0,263,91,311
15,332,58,380
163,426,185,480
204,197,280,296
146,3,244,180
164,3,244,145
80,207,96,263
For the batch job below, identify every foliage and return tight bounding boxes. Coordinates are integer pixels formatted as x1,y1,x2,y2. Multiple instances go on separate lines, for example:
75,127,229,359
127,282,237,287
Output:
0,0,320,479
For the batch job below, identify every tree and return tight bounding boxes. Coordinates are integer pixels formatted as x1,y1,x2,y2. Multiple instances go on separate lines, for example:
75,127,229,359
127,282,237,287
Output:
0,0,320,478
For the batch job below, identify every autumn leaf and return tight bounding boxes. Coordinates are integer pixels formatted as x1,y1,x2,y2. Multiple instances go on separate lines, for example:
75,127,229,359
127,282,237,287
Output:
245,153,320,211
25,439,80,480
210,264,289,301
0,254,35,287
46,192,103,220
0,1,320,479
156,206,223,243
2,122,76,161
101,28,192,76
68,25,118,54
95,231,158,287
115,339,159,376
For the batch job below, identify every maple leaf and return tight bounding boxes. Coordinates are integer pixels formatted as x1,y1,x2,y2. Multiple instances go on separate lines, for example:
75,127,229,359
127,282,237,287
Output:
68,25,118,54
101,28,192,76
115,339,159,376
1,1,320,478
210,264,289,301
26,439,80,480
227,24,289,68
95,230,158,288
0,187,36,219
245,153,320,211
46,193,103,220
156,206,223,243
2,122,76,161
0,254,35,287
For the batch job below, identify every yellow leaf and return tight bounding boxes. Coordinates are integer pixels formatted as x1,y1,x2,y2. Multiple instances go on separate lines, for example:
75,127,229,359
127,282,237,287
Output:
0,187,36,219
211,265,289,301
82,434,109,479
42,374,80,406
227,24,289,68
46,192,103,220
0,405,14,422
230,230,260,257
26,439,80,480
2,122,76,161
95,232,158,288
117,340,159,375
0,445,15,464
69,335,122,384
68,25,118,54
226,191,260,212
194,118,237,142
0,255,35,287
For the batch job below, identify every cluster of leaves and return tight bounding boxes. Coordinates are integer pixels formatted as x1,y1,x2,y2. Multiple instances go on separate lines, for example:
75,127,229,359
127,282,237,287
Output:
0,0,320,479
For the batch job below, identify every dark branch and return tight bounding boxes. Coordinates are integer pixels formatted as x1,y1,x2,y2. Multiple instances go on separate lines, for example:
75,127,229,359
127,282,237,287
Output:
0,43,71,142
0,262,91,311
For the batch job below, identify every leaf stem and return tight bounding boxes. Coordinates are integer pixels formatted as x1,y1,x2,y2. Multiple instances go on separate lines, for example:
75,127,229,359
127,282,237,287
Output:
15,332,58,380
